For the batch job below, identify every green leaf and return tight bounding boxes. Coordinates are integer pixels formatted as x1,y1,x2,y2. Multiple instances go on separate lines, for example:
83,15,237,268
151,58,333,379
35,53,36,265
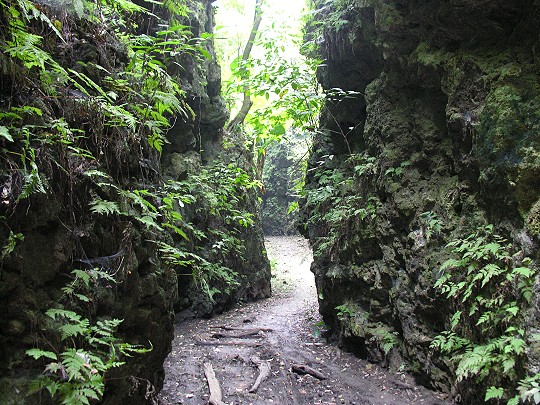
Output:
59,321,89,340
509,338,526,354
507,396,519,405
502,357,516,373
269,124,286,136
35,378,60,397
197,46,212,60
46,308,81,322
513,266,534,278
506,306,519,317
0,126,13,142
230,56,241,72
485,386,504,401
74,293,90,302
26,348,57,360
484,242,501,255
136,215,163,230
450,311,462,329
89,199,120,216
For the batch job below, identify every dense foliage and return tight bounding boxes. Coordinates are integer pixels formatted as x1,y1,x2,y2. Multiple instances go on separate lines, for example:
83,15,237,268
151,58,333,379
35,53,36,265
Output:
0,0,266,402
432,226,538,404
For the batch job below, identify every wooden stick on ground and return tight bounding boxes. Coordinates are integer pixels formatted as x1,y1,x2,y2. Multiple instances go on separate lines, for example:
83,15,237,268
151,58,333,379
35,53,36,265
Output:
203,362,225,405
291,363,326,380
195,339,262,347
210,325,273,333
248,357,271,393
211,331,261,339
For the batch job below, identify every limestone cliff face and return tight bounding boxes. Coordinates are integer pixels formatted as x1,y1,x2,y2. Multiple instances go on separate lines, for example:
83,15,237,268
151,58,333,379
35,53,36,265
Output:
0,0,269,403
302,0,540,398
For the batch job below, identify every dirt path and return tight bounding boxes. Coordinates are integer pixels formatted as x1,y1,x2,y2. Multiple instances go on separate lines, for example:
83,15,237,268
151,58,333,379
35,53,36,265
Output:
158,236,451,405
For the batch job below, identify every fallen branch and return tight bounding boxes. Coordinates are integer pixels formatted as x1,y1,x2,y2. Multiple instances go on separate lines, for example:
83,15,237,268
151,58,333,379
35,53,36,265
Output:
211,331,261,339
393,380,415,390
203,362,225,405
195,339,262,347
210,326,273,333
291,363,326,380
249,358,271,393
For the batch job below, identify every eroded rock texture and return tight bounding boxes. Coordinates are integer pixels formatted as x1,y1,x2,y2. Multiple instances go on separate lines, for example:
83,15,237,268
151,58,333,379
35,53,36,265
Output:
301,0,539,399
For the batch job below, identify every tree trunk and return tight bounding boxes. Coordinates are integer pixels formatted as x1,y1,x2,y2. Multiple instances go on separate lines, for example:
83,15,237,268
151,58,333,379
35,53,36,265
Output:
226,0,263,132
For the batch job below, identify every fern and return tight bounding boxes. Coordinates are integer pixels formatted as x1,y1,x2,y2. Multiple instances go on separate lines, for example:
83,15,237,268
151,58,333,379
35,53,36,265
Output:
13,0,64,40
46,308,82,322
18,160,47,200
106,0,147,14
5,30,48,70
62,349,88,381
135,215,163,230
70,269,92,287
59,321,90,340
28,304,149,404
431,225,537,402
0,125,13,142
83,170,111,180
89,198,120,216
26,348,57,360
485,386,504,401
46,308,90,339
1,231,24,260
103,103,138,130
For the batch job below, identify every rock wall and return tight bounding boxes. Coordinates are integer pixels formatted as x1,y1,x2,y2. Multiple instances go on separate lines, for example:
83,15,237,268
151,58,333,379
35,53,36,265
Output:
301,0,540,399
0,0,269,403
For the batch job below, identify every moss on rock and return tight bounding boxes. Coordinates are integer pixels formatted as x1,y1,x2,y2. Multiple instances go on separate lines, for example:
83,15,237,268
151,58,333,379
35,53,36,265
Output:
302,0,540,399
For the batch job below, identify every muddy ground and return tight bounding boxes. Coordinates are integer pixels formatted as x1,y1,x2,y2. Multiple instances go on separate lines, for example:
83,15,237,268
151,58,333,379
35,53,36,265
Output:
158,236,452,405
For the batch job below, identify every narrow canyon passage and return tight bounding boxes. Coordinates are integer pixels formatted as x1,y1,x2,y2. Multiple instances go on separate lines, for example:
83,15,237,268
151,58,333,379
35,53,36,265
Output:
1,0,538,403
158,236,450,405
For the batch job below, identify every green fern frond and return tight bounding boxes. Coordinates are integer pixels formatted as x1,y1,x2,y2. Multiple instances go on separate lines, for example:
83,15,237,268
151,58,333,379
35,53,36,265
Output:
46,308,82,322
18,160,47,201
135,215,163,230
89,199,120,216
83,170,111,180
26,348,57,360
68,69,110,100
59,320,90,340
61,349,86,381
103,103,138,130
6,31,47,70
485,386,504,401
71,269,92,286
153,91,182,115
107,0,147,13
0,126,13,142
